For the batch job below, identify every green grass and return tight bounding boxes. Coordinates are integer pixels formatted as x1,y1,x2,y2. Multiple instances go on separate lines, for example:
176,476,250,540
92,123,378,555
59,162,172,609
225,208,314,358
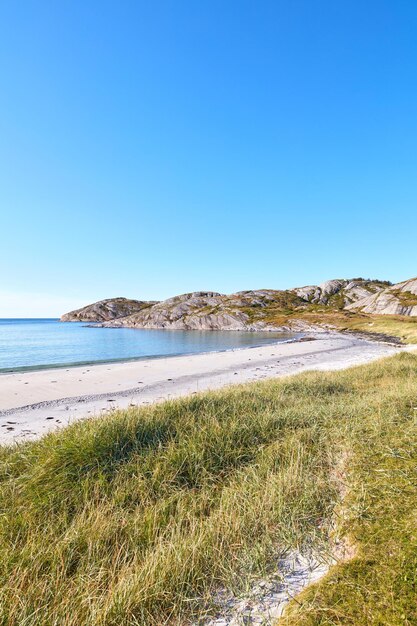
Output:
334,313,417,344
270,308,417,345
0,354,417,625
390,289,417,308
282,354,417,625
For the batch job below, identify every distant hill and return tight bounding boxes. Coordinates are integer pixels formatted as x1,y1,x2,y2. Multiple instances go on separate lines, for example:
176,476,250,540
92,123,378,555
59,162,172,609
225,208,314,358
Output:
60,297,157,322
60,277,417,331
99,290,305,331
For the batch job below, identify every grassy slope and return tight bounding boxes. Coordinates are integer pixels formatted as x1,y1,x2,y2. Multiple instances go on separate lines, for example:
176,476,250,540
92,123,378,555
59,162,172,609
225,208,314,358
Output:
0,354,416,625
282,354,417,625
265,306,417,345
342,313,417,344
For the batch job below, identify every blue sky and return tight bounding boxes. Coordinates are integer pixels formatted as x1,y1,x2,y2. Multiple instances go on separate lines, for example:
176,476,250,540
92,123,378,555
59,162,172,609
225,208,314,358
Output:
1,1,416,316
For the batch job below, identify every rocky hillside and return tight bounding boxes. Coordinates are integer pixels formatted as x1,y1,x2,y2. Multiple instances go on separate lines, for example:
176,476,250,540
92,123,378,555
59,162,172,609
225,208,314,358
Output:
346,277,417,316
60,298,157,322
292,278,390,307
100,278,395,331
102,290,305,331
60,277,417,331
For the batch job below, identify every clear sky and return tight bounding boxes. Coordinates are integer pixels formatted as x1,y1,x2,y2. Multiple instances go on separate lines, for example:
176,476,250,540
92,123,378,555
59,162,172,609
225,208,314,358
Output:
1,1,416,316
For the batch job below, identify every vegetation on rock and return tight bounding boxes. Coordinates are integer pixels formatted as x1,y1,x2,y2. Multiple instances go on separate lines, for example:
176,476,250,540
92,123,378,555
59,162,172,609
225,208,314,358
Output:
60,297,157,322
61,278,417,334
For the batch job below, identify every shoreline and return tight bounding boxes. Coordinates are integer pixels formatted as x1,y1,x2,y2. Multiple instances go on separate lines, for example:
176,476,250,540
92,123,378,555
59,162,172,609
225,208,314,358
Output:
0,331,404,445
0,332,303,375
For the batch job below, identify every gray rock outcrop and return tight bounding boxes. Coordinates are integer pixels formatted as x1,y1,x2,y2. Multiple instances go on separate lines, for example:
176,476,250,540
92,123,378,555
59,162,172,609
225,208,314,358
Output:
292,278,387,307
346,278,417,316
100,291,297,331
60,298,157,322
60,276,417,331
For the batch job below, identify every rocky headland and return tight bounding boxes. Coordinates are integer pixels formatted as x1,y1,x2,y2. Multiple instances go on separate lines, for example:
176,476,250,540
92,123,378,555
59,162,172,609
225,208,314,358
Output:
60,297,157,322
61,277,417,331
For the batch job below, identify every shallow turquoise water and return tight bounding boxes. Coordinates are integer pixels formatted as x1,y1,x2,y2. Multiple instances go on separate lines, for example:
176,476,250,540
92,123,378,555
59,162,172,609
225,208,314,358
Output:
0,319,298,372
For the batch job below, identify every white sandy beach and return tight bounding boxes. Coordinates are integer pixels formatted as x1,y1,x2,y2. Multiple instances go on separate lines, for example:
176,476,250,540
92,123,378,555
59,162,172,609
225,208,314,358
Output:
0,332,404,445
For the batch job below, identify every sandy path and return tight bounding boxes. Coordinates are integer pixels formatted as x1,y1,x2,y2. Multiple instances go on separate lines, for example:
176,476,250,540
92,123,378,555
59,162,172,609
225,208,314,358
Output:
0,332,401,444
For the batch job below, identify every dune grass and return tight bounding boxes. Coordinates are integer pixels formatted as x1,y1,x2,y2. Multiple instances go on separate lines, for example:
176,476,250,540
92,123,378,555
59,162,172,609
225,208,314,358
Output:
281,354,417,625
0,354,416,625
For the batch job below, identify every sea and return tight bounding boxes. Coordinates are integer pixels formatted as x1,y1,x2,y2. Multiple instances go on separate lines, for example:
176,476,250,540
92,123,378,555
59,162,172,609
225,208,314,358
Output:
0,319,299,372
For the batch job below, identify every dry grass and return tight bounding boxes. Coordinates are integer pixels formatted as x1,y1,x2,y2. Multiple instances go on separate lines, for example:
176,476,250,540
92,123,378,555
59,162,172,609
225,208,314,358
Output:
284,309,417,344
0,354,416,625
342,314,417,344
282,353,417,625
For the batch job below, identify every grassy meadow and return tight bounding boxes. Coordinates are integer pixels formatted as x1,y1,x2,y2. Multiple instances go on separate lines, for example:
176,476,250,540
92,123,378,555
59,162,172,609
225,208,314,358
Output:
304,311,417,345
0,353,416,625
267,307,417,345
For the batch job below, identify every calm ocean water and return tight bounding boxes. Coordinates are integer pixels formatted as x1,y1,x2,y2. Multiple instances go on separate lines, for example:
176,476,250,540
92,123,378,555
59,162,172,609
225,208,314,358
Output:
0,319,298,372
